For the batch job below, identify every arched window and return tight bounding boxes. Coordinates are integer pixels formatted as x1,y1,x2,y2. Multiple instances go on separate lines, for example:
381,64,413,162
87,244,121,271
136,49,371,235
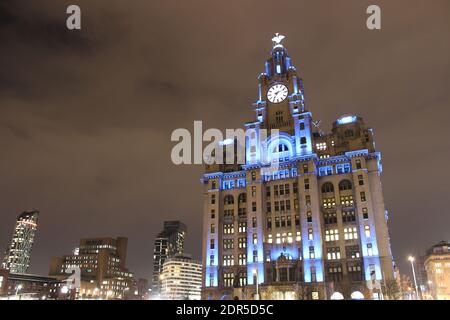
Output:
211,181,216,189
321,182,334,193
339,180,352,191
224,195,234,205
273,143,289,153
238,193,246,204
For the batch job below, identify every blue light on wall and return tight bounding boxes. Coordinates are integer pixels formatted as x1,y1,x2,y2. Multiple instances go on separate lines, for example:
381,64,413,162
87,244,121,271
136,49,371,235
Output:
276,65,281,74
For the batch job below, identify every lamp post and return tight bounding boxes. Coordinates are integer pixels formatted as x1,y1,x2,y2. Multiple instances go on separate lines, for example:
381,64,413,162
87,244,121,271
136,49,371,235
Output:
15,284,23,299
253,269,259,300
408,256,420,300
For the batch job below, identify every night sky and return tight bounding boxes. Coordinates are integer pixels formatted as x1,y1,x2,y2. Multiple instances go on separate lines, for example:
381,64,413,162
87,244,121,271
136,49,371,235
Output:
1,0,449,281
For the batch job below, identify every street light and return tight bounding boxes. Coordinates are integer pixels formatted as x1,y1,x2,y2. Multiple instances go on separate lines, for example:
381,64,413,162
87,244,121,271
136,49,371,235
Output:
15,284,23,299
408,256,420,300
253,269,259,300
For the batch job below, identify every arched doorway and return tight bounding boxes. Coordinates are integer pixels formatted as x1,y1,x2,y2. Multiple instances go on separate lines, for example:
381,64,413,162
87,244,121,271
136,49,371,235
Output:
351,291,365,300
330,292,344,300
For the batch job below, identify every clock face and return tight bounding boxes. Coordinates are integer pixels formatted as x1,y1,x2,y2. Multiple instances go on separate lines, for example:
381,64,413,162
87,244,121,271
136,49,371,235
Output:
267,84,288,103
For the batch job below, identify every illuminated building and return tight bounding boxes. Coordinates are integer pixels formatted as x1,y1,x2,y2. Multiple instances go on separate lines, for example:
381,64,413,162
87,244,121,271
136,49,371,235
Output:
151,221,187,297
424,241,450,300
201,34,395,300
160,253,202,300
2,210,39,274
49,237,134,299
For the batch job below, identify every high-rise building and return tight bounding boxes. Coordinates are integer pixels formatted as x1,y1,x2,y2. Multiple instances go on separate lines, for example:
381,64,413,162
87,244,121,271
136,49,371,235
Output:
2,210,39,274
201,34,395,300
151,221,187,297
424,241,450,300
49,237,134,299
160,253,202,300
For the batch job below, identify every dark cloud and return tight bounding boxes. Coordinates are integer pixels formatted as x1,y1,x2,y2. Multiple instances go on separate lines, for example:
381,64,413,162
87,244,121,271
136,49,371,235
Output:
0,0,449,281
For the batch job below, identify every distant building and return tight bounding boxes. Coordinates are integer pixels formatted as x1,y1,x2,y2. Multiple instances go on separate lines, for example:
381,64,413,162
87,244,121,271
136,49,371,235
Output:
0,268,61,300
424,241,450,300
160,253,202,300
2,210,39,274
49,237,134,299
152,221,187,297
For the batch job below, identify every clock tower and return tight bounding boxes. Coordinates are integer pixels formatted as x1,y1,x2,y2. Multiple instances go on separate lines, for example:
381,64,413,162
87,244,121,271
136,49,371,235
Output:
201,34,396,300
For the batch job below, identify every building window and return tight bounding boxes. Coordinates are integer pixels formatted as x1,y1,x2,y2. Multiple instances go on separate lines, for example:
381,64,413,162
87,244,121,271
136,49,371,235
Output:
252,186,257,197
224,209,234,217
316,142,327,151
323,197,336,209
210,255,214,266
210,239,215,249
324,212,337,224
286,215,292,227
223,239,234,250
304,179,310,190
355,159,362,169
293,182,298,194
358,175,364,186
253,234,258,245
346,245,361,259
306,211,312,223
300,137,307,144
285,183,290,195
211,194,216,204
275,217,280,228
367,244,373,256
251,171,256,181
266,186,271,197
253,250,258,262
305,195,311,206
223,272,234,287
296,231,301,242
286,200,291,211
274,185,279,196
267,234,273,244
299,122,305,130
325,229,339,242
252,202,257,212
252,217,257,228
303,163,309,174
239,272,247,286
321,182,334,193
274,201,279,212
339,180,352,191
223,224,234,234
295,214,300,226
360,192,367,202
276,233,281,244
238,222,246,233
224,195,234,205
327,247,341,260
238,254,246,266
223,255,234,266
342,210,356,223
340,195,354,207
266,202,271,213
211,224,215,234
362,207,369,219
344,227,358,240
238,237,246,249
308,228,314,240
364,225,371,238
309,246,315,259
267,217,272,230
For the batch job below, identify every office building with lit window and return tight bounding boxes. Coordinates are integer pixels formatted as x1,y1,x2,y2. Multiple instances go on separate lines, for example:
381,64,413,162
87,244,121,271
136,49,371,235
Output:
49,237,134,299
201,35,395,300
424,241,450,300
2,210,39,274
160,253,202,300
151,221,187,298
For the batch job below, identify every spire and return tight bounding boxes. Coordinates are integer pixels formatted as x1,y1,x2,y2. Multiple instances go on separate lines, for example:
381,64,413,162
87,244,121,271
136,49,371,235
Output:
265,33,293,79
